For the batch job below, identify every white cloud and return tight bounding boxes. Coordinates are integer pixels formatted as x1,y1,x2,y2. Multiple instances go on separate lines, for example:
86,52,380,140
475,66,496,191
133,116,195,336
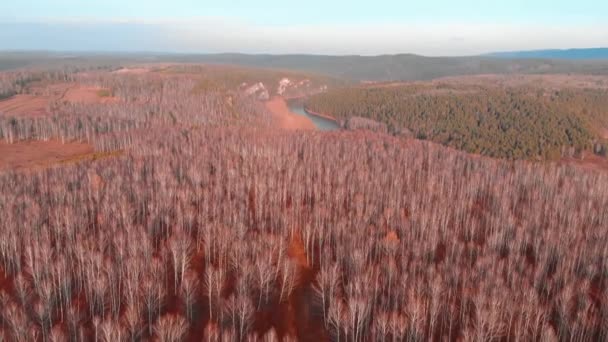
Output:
2,17,607,55
158,20,608,55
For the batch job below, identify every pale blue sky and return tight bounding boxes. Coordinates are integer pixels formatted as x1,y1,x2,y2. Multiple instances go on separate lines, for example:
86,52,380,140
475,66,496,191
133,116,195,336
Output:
1,0,607,55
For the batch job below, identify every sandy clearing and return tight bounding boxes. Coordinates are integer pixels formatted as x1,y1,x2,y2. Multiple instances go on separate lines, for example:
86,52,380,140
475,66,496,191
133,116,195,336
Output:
561,154,608,173
600,128,608,140
112,67,150,75
0,140,94,171
63,86,118,104
265,97,316,130
0,95,49,117
0,84,118,118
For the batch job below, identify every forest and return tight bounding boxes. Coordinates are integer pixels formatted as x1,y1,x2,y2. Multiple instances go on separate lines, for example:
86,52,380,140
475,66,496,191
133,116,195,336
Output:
0,66,607,341
1,128,608,341
306,82,608,160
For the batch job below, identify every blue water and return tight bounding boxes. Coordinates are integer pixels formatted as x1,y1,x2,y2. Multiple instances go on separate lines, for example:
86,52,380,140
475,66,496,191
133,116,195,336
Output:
287,102,340,131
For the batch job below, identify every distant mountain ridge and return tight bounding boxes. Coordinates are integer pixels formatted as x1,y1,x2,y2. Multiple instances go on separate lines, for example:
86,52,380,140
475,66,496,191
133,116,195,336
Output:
180,53,608,81
488,48,608,60
3,50,608,81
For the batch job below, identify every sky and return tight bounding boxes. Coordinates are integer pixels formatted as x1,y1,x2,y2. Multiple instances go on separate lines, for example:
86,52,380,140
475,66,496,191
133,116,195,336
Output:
0,0,607,56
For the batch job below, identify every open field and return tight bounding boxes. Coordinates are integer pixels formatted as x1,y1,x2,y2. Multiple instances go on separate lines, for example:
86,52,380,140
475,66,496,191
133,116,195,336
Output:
0,84,118,118
562,153,608,172
0,140,93,170
62,86,118,104
0,94,49,117
112,67,151,75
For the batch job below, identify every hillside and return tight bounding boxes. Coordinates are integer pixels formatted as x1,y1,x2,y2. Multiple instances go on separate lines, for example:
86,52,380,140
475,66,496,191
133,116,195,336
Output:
158,64,345,99
489,48,608,60
179,53,608,81
5,51,608,82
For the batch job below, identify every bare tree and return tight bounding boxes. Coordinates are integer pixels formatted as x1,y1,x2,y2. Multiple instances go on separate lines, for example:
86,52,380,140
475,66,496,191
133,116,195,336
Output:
261,328,279,342
33,300,51,342
154,314,188,342
168,231,192,292
66,305,82,341
100,318,126,342
2,303,30,342
328,299,346,342
313,262,340,324
13,273,31,307
50,325,68,342
142,277,167,335
278,259,298,303
373,311,390,342
204,322,221,342
180,272,200,321
253,254,275,309
203,265,225,322
225,293,254,341
122,305,143,342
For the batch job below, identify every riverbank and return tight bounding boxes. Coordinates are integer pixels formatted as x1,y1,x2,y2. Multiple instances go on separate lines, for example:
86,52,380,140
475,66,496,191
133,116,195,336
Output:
265,97,316,130
302,106,339,123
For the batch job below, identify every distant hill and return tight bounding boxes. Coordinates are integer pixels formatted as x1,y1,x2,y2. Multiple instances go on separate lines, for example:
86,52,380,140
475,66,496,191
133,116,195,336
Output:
175,53,608,81
3,51,608,81
489,48,608,60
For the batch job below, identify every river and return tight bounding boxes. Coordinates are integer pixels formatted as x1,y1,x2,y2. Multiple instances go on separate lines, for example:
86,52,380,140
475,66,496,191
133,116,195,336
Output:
287,102,340,131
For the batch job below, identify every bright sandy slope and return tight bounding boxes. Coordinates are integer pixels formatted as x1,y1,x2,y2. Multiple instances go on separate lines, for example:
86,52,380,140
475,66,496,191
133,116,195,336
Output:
265,97,316,130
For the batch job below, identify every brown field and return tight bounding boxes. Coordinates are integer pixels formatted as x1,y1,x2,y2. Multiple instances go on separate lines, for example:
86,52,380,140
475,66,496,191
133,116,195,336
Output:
562,154,608,172
0,140,94,170
265,97,316,130
112,67,151,75
0,84,118,118
0,94,49,117
62,86,118,104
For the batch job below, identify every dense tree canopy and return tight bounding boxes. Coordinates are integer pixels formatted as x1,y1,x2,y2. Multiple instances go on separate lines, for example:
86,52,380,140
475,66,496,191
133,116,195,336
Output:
307,84,608,159
1,128,607,341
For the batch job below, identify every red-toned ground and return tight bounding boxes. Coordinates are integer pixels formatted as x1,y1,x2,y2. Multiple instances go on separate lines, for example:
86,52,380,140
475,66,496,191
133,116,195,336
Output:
286,236,329,341
112,67,150,75
62,86,118,104
562,154,608,172
0,84,117,118
265,97,316,130
384,230,400,243
0,140,95,170
0,94,49,117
